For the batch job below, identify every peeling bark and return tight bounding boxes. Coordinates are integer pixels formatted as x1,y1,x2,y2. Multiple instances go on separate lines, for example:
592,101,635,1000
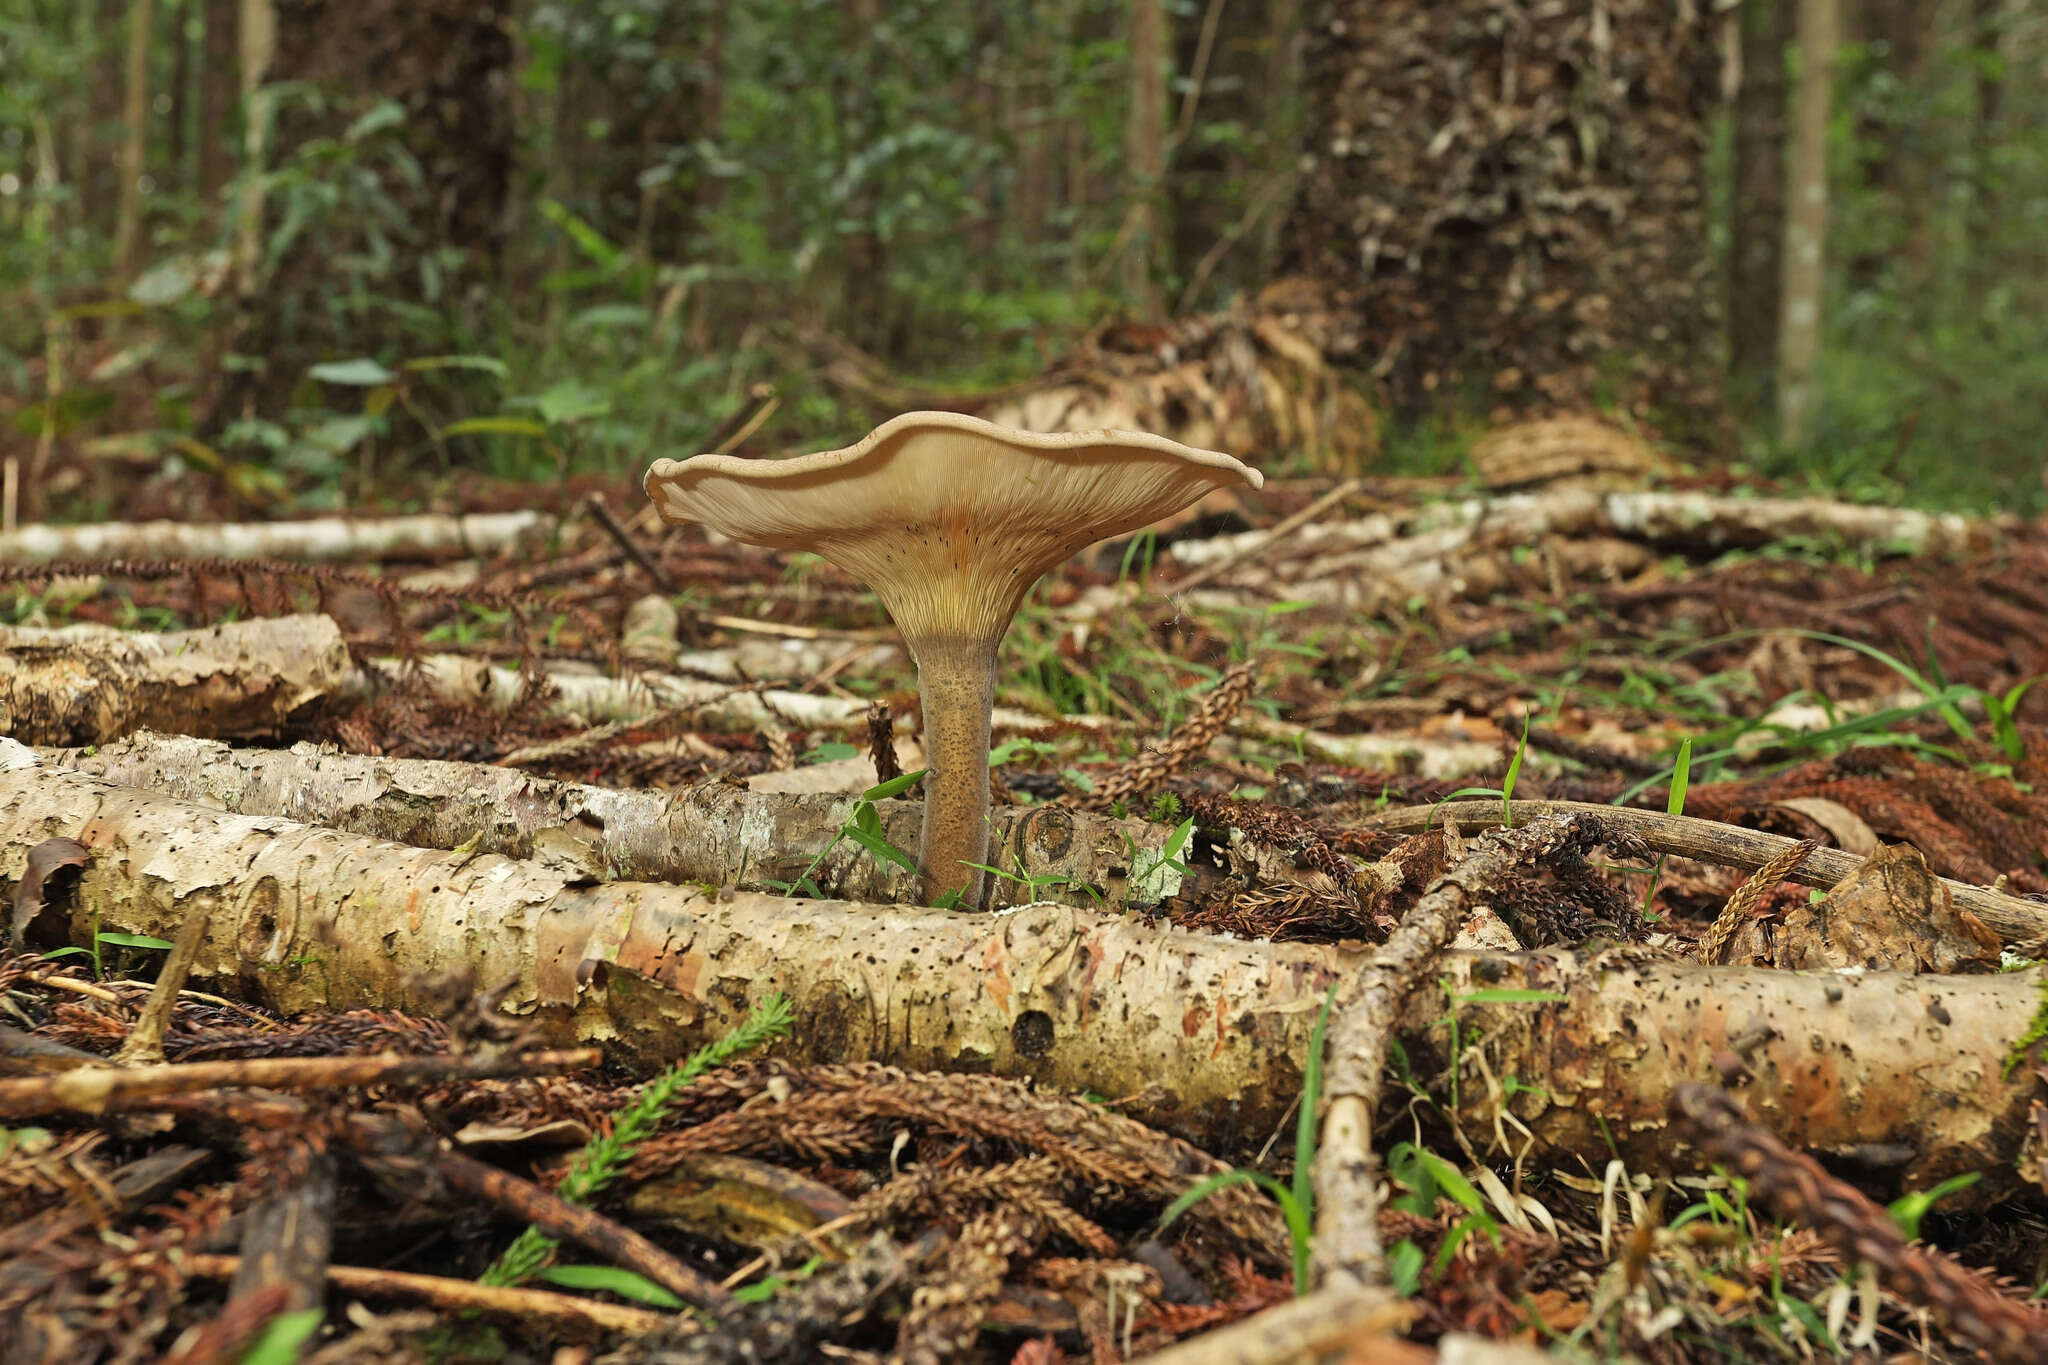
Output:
1164,488,1995,592
1,741,2040,1172
0,510,548,565
352,654,873,731
0,615,350,745
46,732,1187,910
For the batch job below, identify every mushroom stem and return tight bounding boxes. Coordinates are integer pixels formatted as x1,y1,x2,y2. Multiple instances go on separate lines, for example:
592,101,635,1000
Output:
910,633,999,909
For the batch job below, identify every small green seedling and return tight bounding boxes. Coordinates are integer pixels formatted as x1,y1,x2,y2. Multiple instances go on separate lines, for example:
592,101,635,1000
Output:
1157,983,1336,1295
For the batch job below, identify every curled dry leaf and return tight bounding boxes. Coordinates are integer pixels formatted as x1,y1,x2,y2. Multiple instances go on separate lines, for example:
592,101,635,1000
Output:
10,836,91,946
1771,797,1880,856
1771,841,2004,974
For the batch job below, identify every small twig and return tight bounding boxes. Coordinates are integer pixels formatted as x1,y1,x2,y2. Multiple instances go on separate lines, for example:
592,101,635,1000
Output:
114,892,217,1067
0,1047,602,1117
867,702,901,785
1367,799,2048,945
180,1253,676,1335
432,1144,728,1309
585,493,676,593
706,382,781,456
1172,480,1362,595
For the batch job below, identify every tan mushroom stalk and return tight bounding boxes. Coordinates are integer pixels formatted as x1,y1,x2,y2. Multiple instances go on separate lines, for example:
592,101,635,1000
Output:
644,411,1261,909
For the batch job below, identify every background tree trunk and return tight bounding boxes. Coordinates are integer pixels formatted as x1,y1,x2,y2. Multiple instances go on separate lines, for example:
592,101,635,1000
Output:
1281,0,1727,447
232,0,273,301
112,0,157,279
1121,0,1167,321
197,0,239,222
1778,0,1839,450
217,0,512,420
1728,0,1793,417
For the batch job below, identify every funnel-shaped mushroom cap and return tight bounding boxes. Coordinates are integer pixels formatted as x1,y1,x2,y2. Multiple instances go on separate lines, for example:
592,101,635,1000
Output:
644,412,1262,643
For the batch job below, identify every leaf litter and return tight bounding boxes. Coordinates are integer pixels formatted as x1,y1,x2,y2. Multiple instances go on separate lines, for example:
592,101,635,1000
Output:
3,467,2048,1362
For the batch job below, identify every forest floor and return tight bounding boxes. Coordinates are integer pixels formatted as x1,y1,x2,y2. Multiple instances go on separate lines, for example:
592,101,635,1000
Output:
2,452,2047,1364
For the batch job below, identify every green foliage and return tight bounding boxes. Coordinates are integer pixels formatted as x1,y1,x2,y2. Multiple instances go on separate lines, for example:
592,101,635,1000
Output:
480,992,794,1289
536,1264,687,1309
234,1308,326,1365
765,770,928,900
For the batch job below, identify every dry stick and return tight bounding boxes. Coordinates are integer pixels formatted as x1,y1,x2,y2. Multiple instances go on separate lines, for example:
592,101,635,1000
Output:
1313,812,1592,1290
114,892,217,1067
180,1253,675,1335
1671,1082,2048,1364
1130,1282,1413,1365
0,1048,602,1118
431,1144,727,1309
1366,799,2048,946
231,1152,338,1318
584,492,677,593
1170,479,1365,595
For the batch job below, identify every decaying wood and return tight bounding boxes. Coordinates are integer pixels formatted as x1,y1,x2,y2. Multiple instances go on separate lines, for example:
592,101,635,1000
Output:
0,510,549,565
1163,488,1995,609
0,614,351,745
46,732,1187,909
3,741,2041,1171
0,1050,604,1119
229,1154,336,1319
1369,799,2048,946
349,653,872,731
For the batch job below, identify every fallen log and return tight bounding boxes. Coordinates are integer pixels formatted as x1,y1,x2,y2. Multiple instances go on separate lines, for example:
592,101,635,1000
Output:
0,615,351,745
0,511,551,565
1165,488,1994,576
1369,799,2048,947
345,653,873,730
47,732,1189,910
0,613,874,739
2,740,2040,1178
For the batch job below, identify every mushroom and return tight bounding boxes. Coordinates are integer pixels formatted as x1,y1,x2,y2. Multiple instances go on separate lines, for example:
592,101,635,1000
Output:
644,411,1262,909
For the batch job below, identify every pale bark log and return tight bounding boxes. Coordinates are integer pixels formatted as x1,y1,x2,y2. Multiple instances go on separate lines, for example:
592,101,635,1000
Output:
1777,0,1838,448
46,732,1189,910
0,615,350,745
0,613,871,739
361,655,871,731
1164,488,1992,591
1,741,2040,1172
0,510,549,565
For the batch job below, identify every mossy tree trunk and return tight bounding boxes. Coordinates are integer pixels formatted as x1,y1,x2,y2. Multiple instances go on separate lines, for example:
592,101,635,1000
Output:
1280,0,1728,447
